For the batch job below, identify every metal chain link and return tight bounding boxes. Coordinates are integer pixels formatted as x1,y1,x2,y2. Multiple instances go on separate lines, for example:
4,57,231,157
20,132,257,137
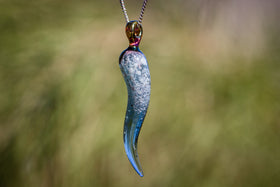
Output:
120,0,148,24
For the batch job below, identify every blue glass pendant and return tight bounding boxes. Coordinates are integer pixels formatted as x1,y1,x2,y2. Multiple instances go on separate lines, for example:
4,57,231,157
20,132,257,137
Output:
119,21,151,177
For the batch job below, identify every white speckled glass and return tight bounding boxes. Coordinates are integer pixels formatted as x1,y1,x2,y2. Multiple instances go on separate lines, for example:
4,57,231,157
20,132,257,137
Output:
119,48,151,177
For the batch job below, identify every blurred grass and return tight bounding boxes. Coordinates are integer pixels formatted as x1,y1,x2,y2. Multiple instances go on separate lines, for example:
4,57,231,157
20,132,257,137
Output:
0,0,280,187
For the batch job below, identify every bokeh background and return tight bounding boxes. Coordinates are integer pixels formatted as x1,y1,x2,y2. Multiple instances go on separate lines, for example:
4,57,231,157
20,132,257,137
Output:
1,0,280,186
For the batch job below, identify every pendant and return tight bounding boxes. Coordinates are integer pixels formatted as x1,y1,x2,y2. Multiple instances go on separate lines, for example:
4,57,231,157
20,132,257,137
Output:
119,21,151,177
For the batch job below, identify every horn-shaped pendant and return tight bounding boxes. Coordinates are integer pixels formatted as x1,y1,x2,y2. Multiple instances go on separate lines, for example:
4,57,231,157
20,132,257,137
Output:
119,21,151,177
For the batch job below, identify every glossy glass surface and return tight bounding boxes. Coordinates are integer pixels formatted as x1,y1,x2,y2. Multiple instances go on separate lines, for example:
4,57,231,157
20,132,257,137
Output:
119,48,151,177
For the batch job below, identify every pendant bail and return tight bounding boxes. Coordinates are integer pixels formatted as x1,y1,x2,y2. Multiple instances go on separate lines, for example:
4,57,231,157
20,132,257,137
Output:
125,21,143,47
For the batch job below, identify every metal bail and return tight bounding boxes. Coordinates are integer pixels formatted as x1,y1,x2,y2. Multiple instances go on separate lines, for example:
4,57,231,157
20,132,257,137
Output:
125,21,143,47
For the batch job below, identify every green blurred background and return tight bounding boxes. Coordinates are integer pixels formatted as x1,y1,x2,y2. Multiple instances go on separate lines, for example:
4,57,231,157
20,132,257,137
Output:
0,0,280,186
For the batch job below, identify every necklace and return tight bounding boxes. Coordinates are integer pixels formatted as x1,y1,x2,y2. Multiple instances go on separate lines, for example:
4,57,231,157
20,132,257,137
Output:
119,0,150,177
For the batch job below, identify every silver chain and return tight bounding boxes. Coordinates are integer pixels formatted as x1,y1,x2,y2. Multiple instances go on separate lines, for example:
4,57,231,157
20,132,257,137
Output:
120,0,148,24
